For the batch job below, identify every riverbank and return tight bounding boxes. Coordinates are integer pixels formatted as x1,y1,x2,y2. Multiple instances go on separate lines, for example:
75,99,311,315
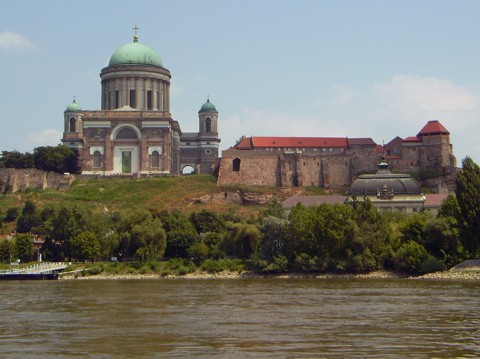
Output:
61,269,406,280
60,264,480,281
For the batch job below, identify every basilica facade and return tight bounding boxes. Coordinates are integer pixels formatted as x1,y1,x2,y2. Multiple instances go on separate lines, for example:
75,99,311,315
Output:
62,31,220,176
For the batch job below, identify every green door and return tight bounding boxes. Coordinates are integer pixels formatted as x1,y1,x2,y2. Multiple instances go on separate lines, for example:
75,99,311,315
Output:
122,151,132,173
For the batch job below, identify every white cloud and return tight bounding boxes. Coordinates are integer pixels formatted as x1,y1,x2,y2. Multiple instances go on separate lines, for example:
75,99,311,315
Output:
26,128,63,147
0,31,35,50
374,75,478,112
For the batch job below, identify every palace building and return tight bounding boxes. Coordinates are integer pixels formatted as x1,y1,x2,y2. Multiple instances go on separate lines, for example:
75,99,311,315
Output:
61,29,220,176
217,121,456,192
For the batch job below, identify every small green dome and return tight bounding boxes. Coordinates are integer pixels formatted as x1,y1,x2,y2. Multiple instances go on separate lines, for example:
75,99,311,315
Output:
65,99,82,112
199,99,217,112
109,41,163,67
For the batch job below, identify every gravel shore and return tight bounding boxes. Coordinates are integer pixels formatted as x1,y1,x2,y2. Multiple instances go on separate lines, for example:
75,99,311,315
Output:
60,269,405,280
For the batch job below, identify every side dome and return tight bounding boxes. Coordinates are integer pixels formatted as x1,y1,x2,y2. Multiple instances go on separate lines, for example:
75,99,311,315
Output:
109,41,163,67
350,160,422,196
65,99,82,112
199,99,217,113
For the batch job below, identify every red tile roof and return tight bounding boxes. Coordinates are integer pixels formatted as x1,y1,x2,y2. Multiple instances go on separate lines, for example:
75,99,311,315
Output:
417,120,450,136
234,136,348,149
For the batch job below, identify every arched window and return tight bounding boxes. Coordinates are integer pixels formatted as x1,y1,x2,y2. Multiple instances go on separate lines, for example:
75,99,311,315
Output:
69,118,76,132
205,118,212,132
233,158,241,172
151,150,160,168
93,151,102,168
116,127,138,140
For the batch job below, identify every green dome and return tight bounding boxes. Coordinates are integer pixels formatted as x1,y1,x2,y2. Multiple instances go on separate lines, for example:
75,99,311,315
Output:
65,99,82,112
109,41,163,67
199,99,217,112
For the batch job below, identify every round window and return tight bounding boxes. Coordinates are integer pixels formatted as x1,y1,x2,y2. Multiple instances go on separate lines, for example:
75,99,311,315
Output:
205,149,212,155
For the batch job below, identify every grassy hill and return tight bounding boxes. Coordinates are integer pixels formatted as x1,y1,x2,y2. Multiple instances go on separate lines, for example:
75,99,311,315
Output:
0,175,341,229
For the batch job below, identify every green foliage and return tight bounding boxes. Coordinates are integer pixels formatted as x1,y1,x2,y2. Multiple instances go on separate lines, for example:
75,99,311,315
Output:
259,216,289,263
223,222,261,258
13,234,34,262
16,201,42,233
394,240,429,274
131,218,166,262
0,239,13,263
258,198,286,221
187,242,210,264
421,256,447,273
455,156,480,258
5,207,19,222
33,145,79,174
70,231,100,262
190,209,226,234
0,151,34,169
158,210,199,258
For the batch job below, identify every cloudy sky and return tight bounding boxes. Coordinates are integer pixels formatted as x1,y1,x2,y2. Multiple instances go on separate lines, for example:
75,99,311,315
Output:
1,0,480,164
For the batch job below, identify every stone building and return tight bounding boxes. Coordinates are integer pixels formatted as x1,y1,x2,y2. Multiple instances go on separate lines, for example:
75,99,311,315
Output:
62,29,220,176
217,120,456,190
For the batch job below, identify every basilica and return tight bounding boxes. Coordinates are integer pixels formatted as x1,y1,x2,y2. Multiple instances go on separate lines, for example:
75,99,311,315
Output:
61,30,220,176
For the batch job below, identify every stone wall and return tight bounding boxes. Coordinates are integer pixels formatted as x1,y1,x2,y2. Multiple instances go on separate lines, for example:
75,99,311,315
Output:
0,169,74,194
218,146,382,189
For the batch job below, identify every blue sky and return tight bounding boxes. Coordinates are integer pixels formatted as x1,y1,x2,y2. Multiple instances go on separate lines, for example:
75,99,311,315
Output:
1,0,480,164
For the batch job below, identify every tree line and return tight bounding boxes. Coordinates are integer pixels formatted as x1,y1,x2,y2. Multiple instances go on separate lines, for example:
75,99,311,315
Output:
1,156,479,275
0,145,80,174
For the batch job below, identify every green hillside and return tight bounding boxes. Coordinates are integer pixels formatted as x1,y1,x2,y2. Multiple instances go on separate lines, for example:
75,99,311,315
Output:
0,175,334,229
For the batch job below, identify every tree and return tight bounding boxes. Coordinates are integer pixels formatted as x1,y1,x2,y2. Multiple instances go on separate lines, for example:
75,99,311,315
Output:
0,239,14,263
131,218,166,262
70,231,100,262
33,145,79,174
4,207,19,222
258,198,286,221
44,203,106,260
0,151,33,169
190,209,226,234
14,234,34,262
455,156,480,258
16,201,42,233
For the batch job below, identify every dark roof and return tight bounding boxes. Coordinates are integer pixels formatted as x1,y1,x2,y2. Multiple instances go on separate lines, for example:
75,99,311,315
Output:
282,195,346,210
350,161,422,195
348,138,377,146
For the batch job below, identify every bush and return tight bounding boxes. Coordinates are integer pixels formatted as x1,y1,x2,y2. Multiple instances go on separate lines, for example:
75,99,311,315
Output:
5,207,19,222
394,240,429,274
421,256,447,273
86,265,104,276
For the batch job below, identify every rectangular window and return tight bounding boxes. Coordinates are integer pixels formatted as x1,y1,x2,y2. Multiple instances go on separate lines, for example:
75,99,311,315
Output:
147,91,152,110
115,90,119,109
130,90,136,108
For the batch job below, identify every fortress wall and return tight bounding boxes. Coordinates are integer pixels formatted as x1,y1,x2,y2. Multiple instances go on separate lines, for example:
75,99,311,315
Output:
0,169,74,194
217,150,280,186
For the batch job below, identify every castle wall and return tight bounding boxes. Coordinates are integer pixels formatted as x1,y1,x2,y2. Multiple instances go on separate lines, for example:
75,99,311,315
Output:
0,169,74,194
218,146,382,188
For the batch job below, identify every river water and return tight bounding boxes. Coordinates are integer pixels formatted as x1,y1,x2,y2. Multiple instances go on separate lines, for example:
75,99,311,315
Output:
0,278,479,358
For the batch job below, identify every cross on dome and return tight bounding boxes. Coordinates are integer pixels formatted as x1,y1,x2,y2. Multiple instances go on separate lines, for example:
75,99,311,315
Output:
133,25,139,42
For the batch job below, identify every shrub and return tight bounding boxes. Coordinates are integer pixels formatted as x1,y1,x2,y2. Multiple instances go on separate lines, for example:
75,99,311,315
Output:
421,256,447,273
394,240,429,274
